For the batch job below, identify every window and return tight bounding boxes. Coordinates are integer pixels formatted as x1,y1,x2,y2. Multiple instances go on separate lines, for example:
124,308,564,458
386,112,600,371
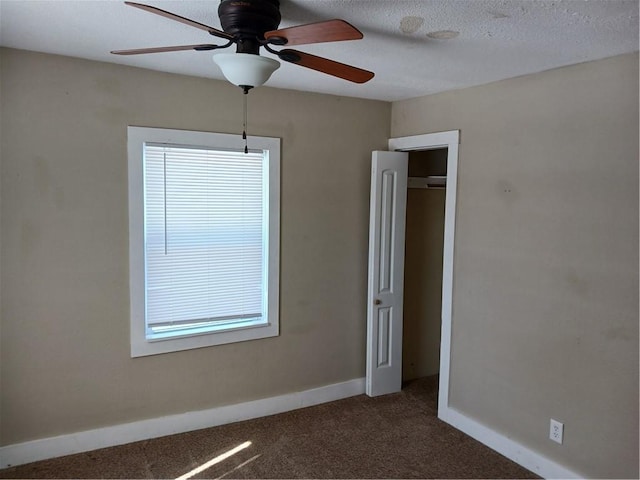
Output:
128,127,280,357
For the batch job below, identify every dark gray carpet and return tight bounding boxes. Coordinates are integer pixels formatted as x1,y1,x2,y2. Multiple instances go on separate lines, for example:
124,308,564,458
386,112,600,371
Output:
0,376,539,479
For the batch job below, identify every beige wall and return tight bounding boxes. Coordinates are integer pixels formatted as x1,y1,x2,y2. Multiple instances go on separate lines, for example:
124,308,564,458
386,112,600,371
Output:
392,53,639,478
0,48,390,445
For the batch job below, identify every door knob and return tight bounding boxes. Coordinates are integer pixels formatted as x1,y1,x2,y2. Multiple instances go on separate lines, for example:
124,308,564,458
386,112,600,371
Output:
374,299,382,305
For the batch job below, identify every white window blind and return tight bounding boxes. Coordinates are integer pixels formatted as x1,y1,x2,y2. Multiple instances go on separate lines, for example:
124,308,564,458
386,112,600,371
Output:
144,144,267,335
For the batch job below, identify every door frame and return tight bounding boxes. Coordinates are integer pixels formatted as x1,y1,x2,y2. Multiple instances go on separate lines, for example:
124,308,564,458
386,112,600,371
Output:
387,130,459,419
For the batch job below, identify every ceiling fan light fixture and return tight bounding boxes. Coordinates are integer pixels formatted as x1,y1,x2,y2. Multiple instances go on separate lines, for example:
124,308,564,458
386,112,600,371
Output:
213,53,280,88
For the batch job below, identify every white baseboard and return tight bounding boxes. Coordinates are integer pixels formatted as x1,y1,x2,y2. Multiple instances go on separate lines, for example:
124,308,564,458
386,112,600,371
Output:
0,377,366,469
438,405,583,479
2,379,585,478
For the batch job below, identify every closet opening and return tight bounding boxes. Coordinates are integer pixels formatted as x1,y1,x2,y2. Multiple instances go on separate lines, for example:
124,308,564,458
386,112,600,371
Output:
402,148,448,400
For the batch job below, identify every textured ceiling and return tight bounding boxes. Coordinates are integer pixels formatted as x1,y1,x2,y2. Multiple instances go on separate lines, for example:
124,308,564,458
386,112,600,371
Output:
1,0,638,101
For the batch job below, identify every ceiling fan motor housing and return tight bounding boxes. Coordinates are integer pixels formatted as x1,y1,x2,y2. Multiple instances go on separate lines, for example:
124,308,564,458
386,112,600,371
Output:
218,0,281,54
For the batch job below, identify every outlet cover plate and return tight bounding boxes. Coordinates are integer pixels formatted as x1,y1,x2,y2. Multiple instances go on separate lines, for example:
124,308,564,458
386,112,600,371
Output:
550,419,564,444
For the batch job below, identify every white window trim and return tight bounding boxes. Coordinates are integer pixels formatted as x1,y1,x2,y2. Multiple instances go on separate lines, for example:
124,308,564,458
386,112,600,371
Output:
128,126,280,357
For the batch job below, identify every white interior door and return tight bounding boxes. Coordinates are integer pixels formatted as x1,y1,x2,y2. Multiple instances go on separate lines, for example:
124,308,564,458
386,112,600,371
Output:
366,151,408,397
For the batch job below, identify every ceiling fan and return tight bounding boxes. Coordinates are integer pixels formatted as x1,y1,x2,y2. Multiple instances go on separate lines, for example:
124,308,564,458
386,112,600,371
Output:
111,0,375,90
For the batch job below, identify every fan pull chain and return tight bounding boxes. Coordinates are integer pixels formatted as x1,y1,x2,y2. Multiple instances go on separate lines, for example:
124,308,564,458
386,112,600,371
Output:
242,87,249,154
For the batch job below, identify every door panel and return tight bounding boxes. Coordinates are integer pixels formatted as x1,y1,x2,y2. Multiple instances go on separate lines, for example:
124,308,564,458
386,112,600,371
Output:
366,151,408,397
377,307,391,367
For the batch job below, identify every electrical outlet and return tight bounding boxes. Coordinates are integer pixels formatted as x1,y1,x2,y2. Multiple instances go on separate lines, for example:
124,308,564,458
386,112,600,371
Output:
549,419,564,444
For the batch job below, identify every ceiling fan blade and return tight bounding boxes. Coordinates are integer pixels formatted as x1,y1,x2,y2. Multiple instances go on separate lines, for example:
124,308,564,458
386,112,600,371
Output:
278,49,374,84
124,1,233,41
111,44,222,55
265,19,363,46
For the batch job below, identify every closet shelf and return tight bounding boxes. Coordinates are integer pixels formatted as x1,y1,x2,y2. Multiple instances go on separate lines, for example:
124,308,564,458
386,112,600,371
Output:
408,175,446,189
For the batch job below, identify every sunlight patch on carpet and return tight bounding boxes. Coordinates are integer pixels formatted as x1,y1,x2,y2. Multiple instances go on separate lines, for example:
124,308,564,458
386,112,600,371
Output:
175,441,252,480
217,454,262,479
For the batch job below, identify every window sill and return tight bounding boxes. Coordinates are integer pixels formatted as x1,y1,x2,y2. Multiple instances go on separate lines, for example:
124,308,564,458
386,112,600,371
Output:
147,317,268,342
131,320,278,358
